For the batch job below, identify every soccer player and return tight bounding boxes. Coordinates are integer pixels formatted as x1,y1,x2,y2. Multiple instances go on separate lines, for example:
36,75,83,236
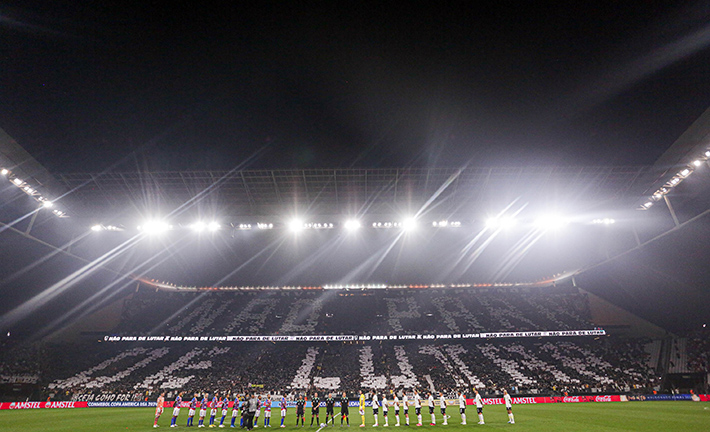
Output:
503,389,515,424
155,392,165,428
381,392,389,427
340,391,350,426
402,392,409,426
310,392,321,427
188,393,198,427
231,394,241,428
199,393,209,427
254,395,262,428
372,392,379,427
473,389,484,425
325,393,336,426
209,393,219,427
393,392,401,427
296,394,306,426
242,393,252,429
220,395,230,427
280,395,288,428
171,391,184,428
413,390,422,427
427,392,435,426
438,392,447,426
457,391,466,425
358,390,366,427
263,394,272,427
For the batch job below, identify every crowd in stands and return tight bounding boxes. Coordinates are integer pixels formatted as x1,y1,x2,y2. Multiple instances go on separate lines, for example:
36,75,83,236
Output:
31,336,656,402
685,329,710,373
115,286,593,338
0,287,672,402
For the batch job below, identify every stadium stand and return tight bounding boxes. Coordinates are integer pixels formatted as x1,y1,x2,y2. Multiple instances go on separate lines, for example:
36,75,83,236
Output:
0,285,675,402
113,286,593,337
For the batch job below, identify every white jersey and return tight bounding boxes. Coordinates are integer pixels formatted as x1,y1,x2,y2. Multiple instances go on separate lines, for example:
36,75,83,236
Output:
439,396,446,408
504,394,512,409
382,396,388,411
372,394,379,409
403,395,409,410
394,396,400,408
458,394,466,409
428,395,434,407
414,394,421,408
474,394,483,409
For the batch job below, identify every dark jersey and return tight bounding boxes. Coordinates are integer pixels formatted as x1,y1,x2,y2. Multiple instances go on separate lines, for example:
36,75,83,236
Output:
325,398,335,411
311,397,321,412
296,399,306,413
340,397,349,413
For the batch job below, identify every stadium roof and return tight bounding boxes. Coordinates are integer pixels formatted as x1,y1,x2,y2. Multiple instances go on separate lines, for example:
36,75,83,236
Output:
53,165,651,221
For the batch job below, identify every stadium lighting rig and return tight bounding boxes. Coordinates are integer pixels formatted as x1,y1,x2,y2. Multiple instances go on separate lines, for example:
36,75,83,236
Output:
639,147,710,210
91,224,123,232
137,220,172,234
343,219,361,231
592,218,616,225
432,220,461,227
0,166,67,217
287,218,304,233
189,221,221,232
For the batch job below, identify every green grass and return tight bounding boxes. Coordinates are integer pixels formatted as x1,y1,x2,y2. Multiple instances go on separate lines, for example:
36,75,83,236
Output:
1,402,709,432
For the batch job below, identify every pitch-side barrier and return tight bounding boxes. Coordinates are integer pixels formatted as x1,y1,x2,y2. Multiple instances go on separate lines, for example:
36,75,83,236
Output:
3,394,709,409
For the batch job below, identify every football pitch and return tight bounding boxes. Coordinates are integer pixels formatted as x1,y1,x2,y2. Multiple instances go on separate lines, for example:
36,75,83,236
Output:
1,402,709,432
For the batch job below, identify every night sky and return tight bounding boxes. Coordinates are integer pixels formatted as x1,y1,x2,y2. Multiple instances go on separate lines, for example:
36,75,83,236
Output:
3,2,710,174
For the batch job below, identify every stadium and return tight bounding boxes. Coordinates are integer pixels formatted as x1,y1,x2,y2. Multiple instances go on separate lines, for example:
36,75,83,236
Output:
1,2,710,431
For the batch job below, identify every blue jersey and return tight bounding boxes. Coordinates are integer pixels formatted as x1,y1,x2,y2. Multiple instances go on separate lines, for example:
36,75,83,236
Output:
280,398,287,410
190,397,198,410
233,397,240,410
201,397,208,409
211,397,218,409
175,395,182,407
264,399,271,412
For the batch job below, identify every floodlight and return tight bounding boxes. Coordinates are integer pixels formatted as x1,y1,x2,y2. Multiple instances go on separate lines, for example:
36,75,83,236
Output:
693,160,702,167
238,224,252,230
0,168,8,176
706,150,710,158
256,223,273,230
344,219,361,231
207,222,220,232
402,217,416,231
288,219,304,233
670,178,680,185
534,215,569,231
91,225,103,232
643,201,653,208
42,200,54,208
190,222,206,232
12,178,23,186
139,220,170,234
679,168,691,177
592,218,615,225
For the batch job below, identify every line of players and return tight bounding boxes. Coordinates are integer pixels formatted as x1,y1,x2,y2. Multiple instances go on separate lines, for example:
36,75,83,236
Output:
154,388,515,428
